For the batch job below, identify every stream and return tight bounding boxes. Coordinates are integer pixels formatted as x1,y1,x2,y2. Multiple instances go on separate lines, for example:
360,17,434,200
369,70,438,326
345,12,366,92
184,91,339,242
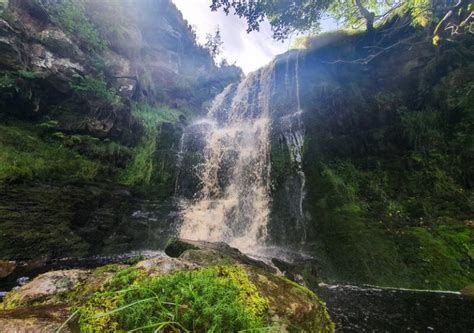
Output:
317,284,474,332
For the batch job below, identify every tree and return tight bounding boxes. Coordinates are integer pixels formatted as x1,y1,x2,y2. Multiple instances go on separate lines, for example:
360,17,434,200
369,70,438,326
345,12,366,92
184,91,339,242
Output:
210,0,436,40
205,26,224,59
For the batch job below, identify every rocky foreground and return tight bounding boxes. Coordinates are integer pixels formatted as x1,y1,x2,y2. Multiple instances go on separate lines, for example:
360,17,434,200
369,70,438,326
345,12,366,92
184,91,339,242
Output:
0,240,335,332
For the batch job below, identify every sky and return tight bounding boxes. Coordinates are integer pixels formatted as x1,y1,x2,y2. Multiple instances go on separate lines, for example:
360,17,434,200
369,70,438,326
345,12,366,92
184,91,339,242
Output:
172,0,338,74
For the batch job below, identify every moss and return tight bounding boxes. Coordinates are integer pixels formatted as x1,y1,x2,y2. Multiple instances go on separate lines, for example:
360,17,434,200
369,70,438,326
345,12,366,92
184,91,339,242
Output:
394,226,474,289
118,103,183,187
77,265,271,332
45,0,107,52
248,268,335,332
0,123,101,184
299,42,474,290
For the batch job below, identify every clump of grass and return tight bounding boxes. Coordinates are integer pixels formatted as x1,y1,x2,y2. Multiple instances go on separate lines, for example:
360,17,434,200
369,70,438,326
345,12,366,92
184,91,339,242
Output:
77,265,270,332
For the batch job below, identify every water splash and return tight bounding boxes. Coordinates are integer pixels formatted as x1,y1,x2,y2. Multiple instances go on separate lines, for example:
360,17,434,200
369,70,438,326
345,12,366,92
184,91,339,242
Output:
179,63,276,251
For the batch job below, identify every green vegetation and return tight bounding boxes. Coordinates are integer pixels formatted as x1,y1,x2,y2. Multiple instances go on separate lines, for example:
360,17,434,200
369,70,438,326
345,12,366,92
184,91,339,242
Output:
210,0,438,39
119,103,182,186
0,100,184,188
70,74,121,106
296,40,474,290
77,266,270,332
0,123,100,184
44,0,107,52
0,74,15,90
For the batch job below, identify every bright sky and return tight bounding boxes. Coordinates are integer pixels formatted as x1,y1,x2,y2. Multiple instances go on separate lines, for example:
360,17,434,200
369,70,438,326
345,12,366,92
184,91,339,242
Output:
172,0,338,74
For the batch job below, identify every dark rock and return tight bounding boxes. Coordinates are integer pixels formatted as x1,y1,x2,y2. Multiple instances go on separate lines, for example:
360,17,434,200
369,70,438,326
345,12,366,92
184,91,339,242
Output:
165,239,276,273
460,284,474,300
164,239,198,257
0,261,16,279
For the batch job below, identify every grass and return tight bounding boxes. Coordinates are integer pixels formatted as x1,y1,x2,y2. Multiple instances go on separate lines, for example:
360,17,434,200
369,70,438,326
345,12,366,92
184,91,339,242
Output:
45,0,107,52
70,74,121,106
76,265,270,332
0,123,101,184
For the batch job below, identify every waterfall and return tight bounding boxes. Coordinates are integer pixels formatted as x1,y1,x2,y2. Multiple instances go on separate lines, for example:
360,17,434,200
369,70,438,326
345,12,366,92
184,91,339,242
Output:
179,63,276,251
174,132,186,194
280,50,307,240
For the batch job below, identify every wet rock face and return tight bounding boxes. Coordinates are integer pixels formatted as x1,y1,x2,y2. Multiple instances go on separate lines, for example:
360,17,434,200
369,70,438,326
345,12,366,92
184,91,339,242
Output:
0,183,179,261
38,27,81,60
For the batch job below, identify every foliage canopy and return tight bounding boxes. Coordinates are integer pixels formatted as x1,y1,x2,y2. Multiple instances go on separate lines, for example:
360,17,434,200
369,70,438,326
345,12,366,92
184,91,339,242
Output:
210,0,457,40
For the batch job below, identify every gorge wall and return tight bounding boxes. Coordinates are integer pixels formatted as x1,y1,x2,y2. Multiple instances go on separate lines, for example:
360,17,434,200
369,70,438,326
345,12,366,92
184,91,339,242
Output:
0,0,472,293
267,19,473,290
0,0,240,260
172,16,473,291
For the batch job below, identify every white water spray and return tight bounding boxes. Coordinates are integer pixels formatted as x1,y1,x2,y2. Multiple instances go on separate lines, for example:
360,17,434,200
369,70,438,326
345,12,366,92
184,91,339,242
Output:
179,63,276,251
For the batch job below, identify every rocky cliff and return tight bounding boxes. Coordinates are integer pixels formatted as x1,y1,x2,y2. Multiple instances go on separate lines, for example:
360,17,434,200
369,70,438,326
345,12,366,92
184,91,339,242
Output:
268,17,474,290
0,0,240,260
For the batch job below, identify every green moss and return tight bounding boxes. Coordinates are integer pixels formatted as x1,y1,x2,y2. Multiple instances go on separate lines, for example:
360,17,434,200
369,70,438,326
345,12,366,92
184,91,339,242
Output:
394,225,474,289
94,264,125,274
70,74,120,106
45,0,107,52
0,123,101,184
118,103,182,186
77,265,270,332
300,48,474,290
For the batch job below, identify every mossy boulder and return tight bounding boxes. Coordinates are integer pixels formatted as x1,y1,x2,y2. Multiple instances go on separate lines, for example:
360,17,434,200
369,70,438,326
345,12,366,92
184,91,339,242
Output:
460,283,474,300
0,240,335,332
2,269,91,309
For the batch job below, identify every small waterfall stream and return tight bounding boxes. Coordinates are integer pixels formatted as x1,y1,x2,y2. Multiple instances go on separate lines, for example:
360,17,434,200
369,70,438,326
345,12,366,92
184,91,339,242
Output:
280,50,307,241
179,64,276,250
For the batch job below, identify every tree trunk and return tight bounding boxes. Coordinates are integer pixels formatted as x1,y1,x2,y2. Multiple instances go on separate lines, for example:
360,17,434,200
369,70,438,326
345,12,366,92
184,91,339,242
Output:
354,0,375,31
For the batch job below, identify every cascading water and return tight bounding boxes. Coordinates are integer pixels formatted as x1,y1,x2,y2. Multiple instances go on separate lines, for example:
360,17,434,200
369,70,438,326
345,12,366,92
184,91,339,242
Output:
179,63,276,251
280,50,307,241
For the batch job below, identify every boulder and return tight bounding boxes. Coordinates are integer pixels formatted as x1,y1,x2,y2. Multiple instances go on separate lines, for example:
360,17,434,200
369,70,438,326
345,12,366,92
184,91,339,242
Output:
0,241,335,332
135,256,198,275
166,239,276,272
0,304,71,333
460,284,474,300
2,269,90,308
0,260,16,279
